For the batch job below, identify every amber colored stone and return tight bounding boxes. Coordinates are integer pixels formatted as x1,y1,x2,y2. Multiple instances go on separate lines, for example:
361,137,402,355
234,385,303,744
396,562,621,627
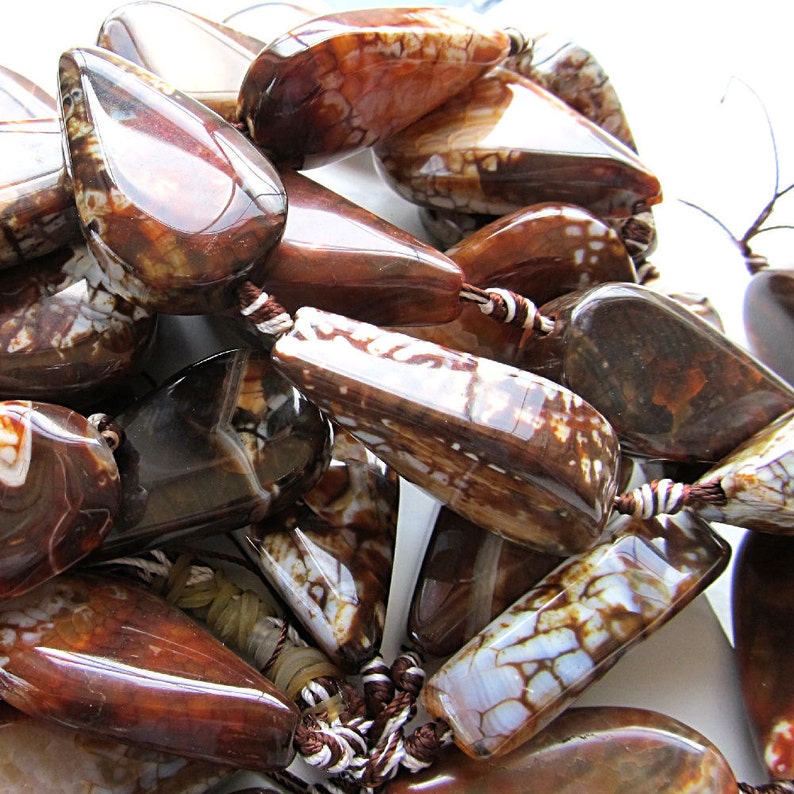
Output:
0,573,299,770
96,347,331,558
260,169,464,325
237,7,511,168
242,427,398,671
744,268,794,385
408,507,563,658
374,67,661,218
422,511,729,759
0,400,120,597
97,2,265,123
0,64,56,120
519,283,794,463
0,117,81,268
272,308,620,556
385,706,737,793
0,244,157,408
59,47,287,315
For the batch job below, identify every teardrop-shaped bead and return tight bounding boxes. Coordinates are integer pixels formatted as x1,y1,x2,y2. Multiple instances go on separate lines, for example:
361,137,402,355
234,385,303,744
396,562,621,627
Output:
422,511,729,759
408,507,562,658
0,117,81,268
0,244,157,408
744,268,794,385
0,400,120,597
271,307,620,556
96,347,331,558
0,64,57,120
0,572,300,770
240,427,398,671
260,169,464,325
374,67,661,218
59,47,287,314
237,7,512,168
733,530,794,779
385,706,738,793
519,283,794,463
97,2,265,122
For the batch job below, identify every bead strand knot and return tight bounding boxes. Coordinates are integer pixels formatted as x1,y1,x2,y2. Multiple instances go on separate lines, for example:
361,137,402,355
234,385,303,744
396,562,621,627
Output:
460,283,554,334
614,478,727,519
237,280,293,337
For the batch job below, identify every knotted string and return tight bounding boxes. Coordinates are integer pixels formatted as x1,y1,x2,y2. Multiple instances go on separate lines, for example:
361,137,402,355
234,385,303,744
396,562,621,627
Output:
614,478,727,519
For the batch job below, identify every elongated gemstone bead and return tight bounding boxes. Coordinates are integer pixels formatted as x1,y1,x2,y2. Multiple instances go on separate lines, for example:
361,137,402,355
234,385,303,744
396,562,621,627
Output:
271,308,620,556
59,47,287,314
0,573,299,770
97,347,331,558
422,511,729,759
97,2,265,123
0,117,81,268
0,244,156,408
0,702,232,794
408,507,562,658
237,7,511,168
0,400,120,597
374,67,661,218
260,169,464,325
519,283,794,463
0,64,57,120
385,706,738,793
241,427,398,671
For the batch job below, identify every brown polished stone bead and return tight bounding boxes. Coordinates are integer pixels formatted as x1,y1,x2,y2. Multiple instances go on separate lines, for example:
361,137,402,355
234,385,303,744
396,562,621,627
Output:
260,169,464,326
744,268,794,385
97,347,331,558
374,67,661,218
0,573,299,770
385,706,737,793
97,2,265,123
59,47,287,315
0,400,120,597
272,308,620,556
237,7,511,168
519,283,794,463
0,244,157,408
408,507,563,658
422,511,729,759
0,64,56,120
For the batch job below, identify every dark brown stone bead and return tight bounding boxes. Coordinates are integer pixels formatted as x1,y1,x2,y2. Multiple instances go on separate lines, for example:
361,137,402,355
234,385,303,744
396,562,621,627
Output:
385,706,737,792
0,573,300,771
0,400,120,597
237,7,511,168
260,169,464,326
518,283,794,463
96,348,331,558
0,64,56,120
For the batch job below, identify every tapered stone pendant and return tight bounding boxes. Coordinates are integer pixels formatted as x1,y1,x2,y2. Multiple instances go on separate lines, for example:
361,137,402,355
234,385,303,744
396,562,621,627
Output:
96,347,331,558
271,308,620,556
374,67,662,218
0,244,157,408
0,400,120,597
240,427,398,671
422,511,729,759
237,7,512,168
0,64,56,120
385,706,738,792
519,283,794,463
0,573,299,770
260,169,464,326
59,47,287,314
97,2,265,122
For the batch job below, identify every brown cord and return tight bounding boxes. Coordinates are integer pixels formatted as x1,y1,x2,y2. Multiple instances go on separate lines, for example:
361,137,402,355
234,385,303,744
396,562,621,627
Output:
86,413,125,452
237,279,293,336
739,783,794,793
459,282,554,334
614,478,727,519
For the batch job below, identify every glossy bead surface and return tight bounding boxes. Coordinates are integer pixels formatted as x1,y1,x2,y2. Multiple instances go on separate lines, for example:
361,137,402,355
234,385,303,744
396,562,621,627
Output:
385,706,737,793
0,244,157,408
0,400,120,597
261,169,464,325
519,283,794,463
272,308,620,556
0,573,300,770
59,46,287,314
0,64,56,120
422,511,729,759
238,7,511,168
374,67,661,218
224,2,323,47
98,347,331,557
